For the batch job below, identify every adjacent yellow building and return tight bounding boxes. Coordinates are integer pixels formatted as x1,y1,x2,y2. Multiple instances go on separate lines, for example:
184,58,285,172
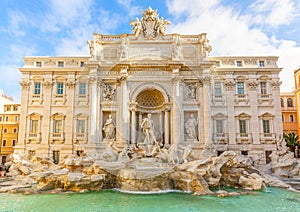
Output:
280,92,297,135
0,104,20,164
294,68,300,136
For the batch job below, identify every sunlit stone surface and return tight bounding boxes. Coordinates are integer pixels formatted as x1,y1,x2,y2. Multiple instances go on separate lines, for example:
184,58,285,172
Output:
8,7,299,195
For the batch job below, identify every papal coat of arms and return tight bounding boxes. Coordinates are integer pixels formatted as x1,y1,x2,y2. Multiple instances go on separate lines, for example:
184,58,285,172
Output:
130,7,171,38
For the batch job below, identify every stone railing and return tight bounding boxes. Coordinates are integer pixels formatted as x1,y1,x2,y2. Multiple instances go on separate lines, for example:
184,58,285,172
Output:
236,133,252,144
213,133,229,144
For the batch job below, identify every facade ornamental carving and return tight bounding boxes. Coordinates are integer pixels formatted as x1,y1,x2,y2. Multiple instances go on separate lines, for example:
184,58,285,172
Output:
224,79,236,90
103,84,116,101
184,83,197,100
270,80,282,89
66,80,75,88
244,58,258,65
222,59,235,65
42,80,53,87
19,81,30,88
103,114,116,140
130,7,171,38
247,80,259,90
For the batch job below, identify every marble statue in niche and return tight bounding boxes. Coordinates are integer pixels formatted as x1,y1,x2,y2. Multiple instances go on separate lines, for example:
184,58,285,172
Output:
103,114,116,140
141,113,157,145
185,114,198,140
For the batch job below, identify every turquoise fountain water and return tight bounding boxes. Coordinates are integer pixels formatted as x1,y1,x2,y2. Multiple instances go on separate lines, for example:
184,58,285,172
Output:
0,187,299,212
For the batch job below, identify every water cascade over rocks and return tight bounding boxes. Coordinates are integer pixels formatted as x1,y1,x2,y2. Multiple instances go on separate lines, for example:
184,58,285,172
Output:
0,141,298,195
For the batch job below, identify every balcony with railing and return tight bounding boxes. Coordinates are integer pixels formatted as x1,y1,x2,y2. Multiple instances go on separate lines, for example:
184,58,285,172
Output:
260,133,276,144
212,94,226,105
234,94,249,105
50,132,65,143
73,133,88,144
236,133,252,144
31,94,43,104
213,133,229,144
258,93,273,105
25,132,42,144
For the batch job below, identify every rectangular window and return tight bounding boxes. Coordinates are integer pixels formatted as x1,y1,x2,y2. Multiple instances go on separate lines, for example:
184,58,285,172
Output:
36,61,42,67
290,115,294,122
215,61,220,67
236,61,242,67
2,140,6,147
216,120,224,134
5,116,8,122
53,120,62,133
259,60,265,67
77,120,85,133
30,120,39,133
282,115,284,122
80,61,85,67
58,61,64,67
79,83,86,95
34,83,41,95
260,82,267,94
263,120,270,133
0,117,2,122
57,83,64,95
237,82,244,95
239,120,246,133
214,82,221,95
14,116,18,122
12,140,16,146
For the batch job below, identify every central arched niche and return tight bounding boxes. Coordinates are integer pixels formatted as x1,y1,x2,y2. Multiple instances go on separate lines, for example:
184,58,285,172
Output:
133,88,169,146
136,88,164,109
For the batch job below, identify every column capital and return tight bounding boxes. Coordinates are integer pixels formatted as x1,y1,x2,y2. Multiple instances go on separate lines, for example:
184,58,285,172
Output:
129,102,138,111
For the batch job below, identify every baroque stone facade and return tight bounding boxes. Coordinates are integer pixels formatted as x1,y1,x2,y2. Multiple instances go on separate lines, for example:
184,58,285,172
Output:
16,8,282,168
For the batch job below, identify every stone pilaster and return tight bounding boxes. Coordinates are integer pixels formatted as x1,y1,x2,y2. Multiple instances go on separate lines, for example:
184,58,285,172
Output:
119,65,129,143
170,65,182,144
202,75,212,144
224,79,236,144
15,79,30,154
247,79,259,144
271,80,283,135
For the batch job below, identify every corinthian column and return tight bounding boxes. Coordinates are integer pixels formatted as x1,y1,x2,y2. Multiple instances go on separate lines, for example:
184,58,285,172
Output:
118,65,129,144
170,65,182,144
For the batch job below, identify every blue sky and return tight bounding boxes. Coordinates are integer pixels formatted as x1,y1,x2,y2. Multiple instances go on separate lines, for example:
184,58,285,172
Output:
1,0,300,103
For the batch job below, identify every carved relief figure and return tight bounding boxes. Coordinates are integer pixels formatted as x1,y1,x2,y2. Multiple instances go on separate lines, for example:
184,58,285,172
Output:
120,37,129,60
185,114,198,139
87,40,95,58
130,17,142,37
103,114,116,140
184,83,197,100
103,84,115,101
141,113,157,145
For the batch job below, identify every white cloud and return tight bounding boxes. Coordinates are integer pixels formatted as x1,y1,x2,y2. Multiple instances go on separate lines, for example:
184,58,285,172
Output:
249,0,298,27
167,0,300,92
117,0,141,17
6,9,29,36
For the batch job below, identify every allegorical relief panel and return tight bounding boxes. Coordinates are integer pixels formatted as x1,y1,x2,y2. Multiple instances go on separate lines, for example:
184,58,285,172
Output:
184,82,197,101
102,84,116,101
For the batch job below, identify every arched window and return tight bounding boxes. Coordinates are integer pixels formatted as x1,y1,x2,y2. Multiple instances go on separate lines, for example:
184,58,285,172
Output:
280,98,284,107
287,98,293,107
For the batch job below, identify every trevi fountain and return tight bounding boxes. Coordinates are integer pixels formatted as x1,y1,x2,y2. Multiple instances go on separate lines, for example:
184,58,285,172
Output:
0,7,300,211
